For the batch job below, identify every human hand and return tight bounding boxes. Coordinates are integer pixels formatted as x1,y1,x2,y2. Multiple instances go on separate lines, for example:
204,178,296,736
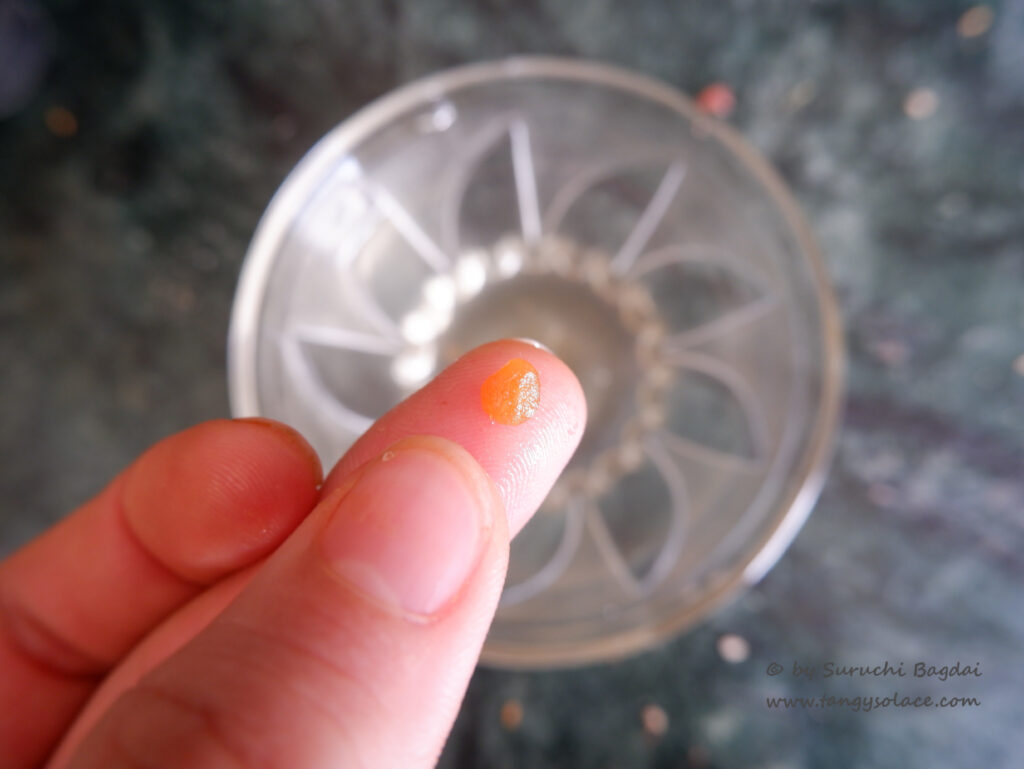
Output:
0,340,586,768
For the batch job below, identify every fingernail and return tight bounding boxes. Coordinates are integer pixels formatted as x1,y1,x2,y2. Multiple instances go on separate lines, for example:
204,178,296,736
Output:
234,417,324,485
320,440,492,618
511,337,553,354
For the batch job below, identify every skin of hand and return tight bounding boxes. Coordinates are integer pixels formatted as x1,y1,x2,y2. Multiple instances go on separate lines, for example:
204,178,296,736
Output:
0,340,586,769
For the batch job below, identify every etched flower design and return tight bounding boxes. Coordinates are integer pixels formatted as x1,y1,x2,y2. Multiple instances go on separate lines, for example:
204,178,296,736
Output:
280,110,789,606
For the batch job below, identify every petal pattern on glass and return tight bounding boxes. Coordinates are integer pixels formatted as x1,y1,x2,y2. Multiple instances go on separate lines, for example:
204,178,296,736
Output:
631,244,778,349
368,182,452,273
443,114,544,255
290,323,402,357
288,166,460,435
341,181,450,334
501,495,587,607
609,161,686,275
335,260,404,345
589,435,689,597
280,336,375,438
281,121,793,605
543,154,687,265
660,349,771,465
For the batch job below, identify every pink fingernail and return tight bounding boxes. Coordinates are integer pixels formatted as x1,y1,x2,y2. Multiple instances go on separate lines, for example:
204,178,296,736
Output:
511,337,553,353
320,443,491,618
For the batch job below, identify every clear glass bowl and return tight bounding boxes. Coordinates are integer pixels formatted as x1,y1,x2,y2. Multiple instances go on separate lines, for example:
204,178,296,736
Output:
228,58,844,667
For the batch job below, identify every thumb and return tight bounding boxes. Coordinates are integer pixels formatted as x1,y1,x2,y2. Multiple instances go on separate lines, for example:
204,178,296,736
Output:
69,436,510,769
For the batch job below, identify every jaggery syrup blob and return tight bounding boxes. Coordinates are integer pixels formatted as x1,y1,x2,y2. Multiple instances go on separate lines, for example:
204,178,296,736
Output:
480,358,540,426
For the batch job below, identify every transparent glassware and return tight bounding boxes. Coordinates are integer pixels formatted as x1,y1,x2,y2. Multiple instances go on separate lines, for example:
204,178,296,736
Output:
228,58,844,667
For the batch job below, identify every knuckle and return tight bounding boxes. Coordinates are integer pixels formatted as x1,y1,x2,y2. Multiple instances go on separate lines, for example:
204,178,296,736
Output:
100,682,252,769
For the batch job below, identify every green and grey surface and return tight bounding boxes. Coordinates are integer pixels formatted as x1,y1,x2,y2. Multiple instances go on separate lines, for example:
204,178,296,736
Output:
2,1,1022,767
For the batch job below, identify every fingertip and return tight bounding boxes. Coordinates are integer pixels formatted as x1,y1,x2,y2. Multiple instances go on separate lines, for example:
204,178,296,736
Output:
473,338,587,426
324,339,587,537
468,340,587,534
232,417,324,487
122,419,323,582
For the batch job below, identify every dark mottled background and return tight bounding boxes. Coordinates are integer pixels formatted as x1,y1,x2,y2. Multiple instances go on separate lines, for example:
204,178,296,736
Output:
2,1,1022,767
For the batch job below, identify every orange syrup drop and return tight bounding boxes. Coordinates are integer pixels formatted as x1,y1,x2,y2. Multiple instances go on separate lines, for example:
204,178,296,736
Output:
480,358,540,426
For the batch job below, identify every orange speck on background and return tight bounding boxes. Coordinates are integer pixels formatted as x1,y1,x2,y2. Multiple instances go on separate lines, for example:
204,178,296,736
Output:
695,82,735,118
499,699,524,731
481,358,540,426
45,106,78,138
957,5,994,38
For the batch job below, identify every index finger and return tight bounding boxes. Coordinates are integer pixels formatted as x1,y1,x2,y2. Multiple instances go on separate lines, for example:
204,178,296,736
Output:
322,339,586,535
